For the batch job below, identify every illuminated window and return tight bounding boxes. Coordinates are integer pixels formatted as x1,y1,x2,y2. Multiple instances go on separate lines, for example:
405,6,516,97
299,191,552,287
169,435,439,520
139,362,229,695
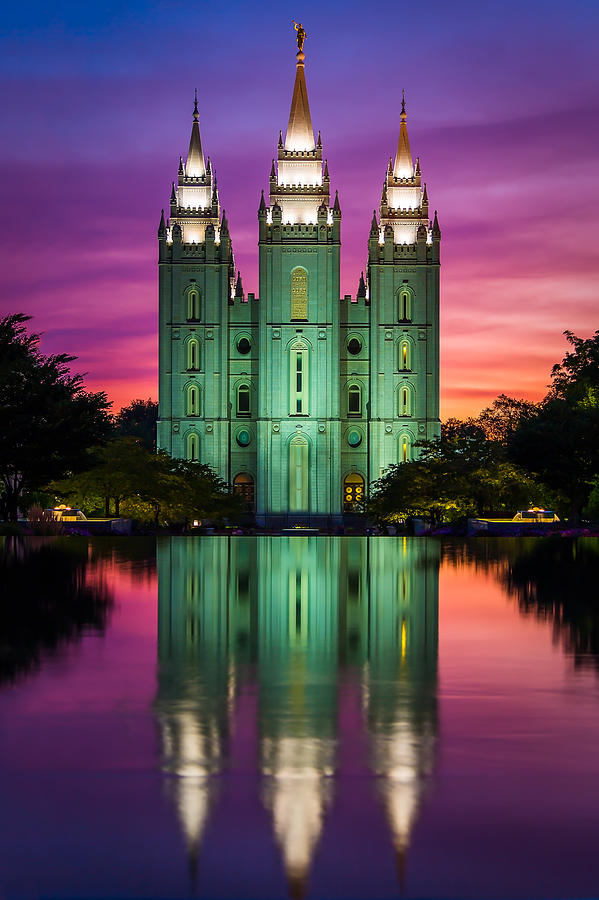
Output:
289,342,309,414
186,384,200,416
187,289,200,321
290,267,308,320
400,434,411,463
348,384,361,416
233,473,255,507
399,290,411,322
400,340,410,370
187,339,200,371
237,384,251,417
399,385,412,416
344,473,365,512
186,432,199,462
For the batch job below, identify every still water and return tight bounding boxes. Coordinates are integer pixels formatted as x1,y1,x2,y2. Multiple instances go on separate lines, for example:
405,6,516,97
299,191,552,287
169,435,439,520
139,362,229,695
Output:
1,536,599,899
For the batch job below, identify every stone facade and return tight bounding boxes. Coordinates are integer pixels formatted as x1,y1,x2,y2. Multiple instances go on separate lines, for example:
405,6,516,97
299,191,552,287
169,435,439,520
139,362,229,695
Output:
158,49,441,526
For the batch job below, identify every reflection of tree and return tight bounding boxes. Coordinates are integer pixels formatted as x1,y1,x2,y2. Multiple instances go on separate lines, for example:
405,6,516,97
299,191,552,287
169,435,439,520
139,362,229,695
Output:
503,538,599,671
0,536,113,684
441,537,599,673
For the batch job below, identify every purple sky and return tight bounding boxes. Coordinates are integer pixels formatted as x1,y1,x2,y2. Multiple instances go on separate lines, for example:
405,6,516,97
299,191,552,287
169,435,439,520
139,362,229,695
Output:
1,0,598,415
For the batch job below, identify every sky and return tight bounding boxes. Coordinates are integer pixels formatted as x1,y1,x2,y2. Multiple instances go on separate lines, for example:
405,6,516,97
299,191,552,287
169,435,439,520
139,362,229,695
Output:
1,0,598,417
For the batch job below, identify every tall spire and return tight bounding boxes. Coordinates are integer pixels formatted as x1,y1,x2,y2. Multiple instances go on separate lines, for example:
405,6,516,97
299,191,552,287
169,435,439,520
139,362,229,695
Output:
285,25,315,152
186,89,206,178
393,90,413,179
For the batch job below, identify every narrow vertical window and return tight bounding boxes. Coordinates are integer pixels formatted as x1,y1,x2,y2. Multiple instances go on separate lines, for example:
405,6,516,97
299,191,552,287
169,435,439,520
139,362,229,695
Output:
401,435,411,463
399,291,411,322
187,339,199,371
237,384,251,417
187,289,200,321
289,343,308,415
348,384,361,416
187,385,199,416
400,341,409,370
290,267,308,320
400,386,411,416
187,432,199,461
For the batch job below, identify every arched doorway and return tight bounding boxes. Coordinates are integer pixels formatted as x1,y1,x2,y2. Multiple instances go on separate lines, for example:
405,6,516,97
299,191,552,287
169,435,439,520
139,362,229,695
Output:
233,473,255,508
289,434,309,512
344,473,365,512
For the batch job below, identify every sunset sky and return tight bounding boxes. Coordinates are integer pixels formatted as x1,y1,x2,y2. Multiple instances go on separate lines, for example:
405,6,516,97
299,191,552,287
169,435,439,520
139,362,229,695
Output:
2,0,597,417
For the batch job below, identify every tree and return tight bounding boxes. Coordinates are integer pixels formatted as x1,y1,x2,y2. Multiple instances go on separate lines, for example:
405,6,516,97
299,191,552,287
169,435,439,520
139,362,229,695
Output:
114,398,158,451
507,331,599,520
476,394,538,444
369,422,550,526
49,439,244,526
548,330,599,407
0,314,112,521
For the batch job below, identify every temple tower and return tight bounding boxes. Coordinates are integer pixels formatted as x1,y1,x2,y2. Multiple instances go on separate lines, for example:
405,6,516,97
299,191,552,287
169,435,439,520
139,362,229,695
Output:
256,32,342,527
362,93,441,482
157,94,238,480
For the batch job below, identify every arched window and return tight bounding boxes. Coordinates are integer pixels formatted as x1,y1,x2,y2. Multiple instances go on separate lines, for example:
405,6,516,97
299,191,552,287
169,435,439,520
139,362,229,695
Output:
348,384,362,417
289,342,309,415
187,289,200,321
344,473,365,512
289,434,309,512
398,289,411,322
400,340,410,370
400,434,411,463
186,432,199,462
237,384,251,417
399,385,412,417
186,384,200,416
233,473,255,507
187,338,200,371
290,267,308,320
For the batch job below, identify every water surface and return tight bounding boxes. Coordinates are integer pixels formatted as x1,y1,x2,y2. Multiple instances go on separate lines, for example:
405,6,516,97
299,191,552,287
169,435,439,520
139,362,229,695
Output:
1,536,598,899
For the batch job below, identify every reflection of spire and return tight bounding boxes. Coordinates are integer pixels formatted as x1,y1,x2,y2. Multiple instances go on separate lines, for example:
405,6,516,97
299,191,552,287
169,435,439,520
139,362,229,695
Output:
155,537,240,888
263,733,334,897
258,538,339,898
362,538,439,890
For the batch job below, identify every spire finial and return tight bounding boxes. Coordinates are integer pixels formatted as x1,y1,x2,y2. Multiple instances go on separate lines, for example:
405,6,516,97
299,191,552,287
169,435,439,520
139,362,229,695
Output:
292,20,306,63
401,89,406,119
193,89,199,122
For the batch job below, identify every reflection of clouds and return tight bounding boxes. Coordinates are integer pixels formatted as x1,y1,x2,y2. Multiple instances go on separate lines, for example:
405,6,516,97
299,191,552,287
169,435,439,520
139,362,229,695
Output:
262,735,334,895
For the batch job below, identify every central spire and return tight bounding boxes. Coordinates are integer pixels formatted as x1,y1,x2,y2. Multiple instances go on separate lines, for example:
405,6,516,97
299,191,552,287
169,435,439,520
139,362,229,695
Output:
285,23,315,152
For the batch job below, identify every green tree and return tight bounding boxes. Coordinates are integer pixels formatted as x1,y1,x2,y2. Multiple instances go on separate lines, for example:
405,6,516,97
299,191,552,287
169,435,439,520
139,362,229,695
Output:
0,314,112,521
508,331,599,520
114,398,158,451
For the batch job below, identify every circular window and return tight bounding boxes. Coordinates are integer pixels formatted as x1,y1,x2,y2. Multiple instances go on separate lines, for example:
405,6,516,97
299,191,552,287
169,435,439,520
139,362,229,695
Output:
237,337,251,355
347,430,362,448
236,429,251,447
347,337,362,356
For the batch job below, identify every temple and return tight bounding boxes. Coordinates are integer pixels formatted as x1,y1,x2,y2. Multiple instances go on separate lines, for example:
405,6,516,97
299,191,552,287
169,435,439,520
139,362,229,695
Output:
157,31,441,527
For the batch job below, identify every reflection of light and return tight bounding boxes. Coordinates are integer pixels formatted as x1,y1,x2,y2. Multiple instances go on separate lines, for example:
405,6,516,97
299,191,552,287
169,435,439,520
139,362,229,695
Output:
401,620,407,658
263,736,334,890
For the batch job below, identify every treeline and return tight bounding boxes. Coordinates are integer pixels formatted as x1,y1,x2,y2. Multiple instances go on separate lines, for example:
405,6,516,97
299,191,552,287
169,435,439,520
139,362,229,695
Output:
0,314,239,525
370,330,599,524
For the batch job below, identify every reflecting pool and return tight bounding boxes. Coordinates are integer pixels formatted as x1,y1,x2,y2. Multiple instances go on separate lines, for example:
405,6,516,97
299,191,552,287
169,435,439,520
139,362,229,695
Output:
1,536,599,899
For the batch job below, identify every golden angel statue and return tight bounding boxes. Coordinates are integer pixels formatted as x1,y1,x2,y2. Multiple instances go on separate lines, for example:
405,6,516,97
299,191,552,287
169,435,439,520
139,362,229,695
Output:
292,20,306,52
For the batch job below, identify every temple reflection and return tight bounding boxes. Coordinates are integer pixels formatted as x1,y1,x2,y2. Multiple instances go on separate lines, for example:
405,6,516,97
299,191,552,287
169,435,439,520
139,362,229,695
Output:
155,536,439,895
